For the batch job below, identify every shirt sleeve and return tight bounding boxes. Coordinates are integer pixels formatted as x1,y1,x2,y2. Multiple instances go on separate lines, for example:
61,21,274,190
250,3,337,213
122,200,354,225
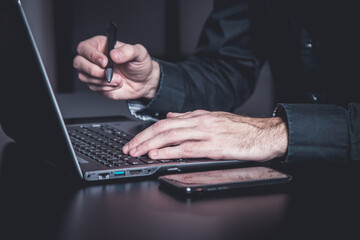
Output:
128,0,263,120
273,103,360,163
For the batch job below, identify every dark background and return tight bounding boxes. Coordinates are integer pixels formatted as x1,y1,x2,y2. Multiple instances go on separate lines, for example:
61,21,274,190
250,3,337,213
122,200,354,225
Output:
22,0,213,92
21,0,274,116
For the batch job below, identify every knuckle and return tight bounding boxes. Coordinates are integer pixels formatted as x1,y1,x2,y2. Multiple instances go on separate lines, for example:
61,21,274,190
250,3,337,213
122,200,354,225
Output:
140,141,151,151
88,67,99,77
94,35,105,44
166,129,180,139
194,109,207,115
76,41,85,54
88,85,96,91
198,114,211,122
89,51,95,62
154,120,167,132
73,57,79,69
159,148,171,158
134,43,142,49
130,135,142,147
206,114,217,122
78,73,85,81
181,143,194,156
197,115,216,128
127,45,136,56
88,68,95,76
135,43,145,52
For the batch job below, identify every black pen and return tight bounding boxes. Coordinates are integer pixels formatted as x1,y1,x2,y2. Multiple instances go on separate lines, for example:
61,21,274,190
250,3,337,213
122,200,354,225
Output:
105,21,118,83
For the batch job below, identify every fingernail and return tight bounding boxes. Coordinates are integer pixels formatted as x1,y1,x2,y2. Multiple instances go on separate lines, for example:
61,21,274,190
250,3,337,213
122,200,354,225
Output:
123,145,128,153
97,58,103,66
129,147,137,155
150,150,157,159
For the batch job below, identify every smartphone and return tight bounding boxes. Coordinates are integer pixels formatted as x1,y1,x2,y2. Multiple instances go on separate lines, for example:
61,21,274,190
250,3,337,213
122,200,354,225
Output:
158,166,292,194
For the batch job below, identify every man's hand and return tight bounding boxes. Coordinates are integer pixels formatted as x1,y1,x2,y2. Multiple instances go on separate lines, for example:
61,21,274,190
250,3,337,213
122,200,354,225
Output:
73,36,160,100
122,110,289,161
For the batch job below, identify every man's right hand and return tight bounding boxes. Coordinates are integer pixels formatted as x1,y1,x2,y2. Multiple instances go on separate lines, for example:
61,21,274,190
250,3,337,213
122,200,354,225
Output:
73,35,160,100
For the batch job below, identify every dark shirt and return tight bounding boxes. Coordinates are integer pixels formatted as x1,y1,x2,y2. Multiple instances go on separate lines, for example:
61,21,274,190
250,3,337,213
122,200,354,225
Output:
251,0,360,106
136,0,360,163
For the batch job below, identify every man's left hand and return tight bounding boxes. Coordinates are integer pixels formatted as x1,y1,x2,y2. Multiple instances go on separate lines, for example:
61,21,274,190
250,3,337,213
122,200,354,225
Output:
122,110,288,162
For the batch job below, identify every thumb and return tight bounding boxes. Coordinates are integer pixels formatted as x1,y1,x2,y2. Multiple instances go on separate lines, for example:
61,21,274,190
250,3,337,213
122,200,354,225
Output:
110,43,148,64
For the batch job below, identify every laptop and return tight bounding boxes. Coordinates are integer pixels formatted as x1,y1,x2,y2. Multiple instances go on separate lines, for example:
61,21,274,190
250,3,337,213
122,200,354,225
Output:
0,0,243,181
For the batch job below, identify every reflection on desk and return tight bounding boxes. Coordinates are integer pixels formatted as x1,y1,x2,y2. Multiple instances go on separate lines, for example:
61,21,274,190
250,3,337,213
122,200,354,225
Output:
58,183,288,240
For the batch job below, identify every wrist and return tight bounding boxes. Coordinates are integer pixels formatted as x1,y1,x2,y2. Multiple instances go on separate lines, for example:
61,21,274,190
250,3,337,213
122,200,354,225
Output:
143,60,161,99
270,117,289,159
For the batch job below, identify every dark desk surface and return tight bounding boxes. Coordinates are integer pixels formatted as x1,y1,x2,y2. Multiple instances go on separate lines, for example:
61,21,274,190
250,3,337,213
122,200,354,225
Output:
1,92,359,240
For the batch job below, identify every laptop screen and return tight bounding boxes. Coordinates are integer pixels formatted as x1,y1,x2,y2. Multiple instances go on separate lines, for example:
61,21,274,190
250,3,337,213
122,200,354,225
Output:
0,0,82,178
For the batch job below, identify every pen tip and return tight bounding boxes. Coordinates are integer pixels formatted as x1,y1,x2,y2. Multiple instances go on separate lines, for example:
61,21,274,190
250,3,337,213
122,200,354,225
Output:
105,68,113,83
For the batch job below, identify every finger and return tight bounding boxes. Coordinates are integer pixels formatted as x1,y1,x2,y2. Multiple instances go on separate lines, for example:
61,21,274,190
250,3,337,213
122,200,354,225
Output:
73,55,106,79
123,118,198,154
114,41,126,48
88,83,123,92
110,43,148,64
76,38,108,68
128,128,207,157
78,72,122,87
148,141,209,159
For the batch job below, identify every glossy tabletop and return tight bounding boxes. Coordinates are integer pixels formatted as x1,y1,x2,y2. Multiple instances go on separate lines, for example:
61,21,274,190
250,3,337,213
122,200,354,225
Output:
0,92,359,240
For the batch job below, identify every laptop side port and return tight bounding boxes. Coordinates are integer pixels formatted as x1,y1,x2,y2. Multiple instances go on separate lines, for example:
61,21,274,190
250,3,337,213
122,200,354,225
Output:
129,170,142,175
98,172,110,180
114,171,125,177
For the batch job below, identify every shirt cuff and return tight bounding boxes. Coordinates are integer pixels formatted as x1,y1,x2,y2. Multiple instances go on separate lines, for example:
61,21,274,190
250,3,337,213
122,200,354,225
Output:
127,99,159,122
273,103,349,163
127,58,187,120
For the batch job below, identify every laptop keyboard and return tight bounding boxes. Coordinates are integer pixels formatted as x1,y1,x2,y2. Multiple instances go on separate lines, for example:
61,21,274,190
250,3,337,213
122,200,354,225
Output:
67,124,186,168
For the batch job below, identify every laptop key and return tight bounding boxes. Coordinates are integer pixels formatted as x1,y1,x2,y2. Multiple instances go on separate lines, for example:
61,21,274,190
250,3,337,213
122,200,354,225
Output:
159,159,174,163
115,162,129,167
108,160,124,164
141,158,159,164
70,125,140,168
127,159,144,165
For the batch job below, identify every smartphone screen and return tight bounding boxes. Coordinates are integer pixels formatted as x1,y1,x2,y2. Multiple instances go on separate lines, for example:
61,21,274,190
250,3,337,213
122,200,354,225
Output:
158,167,292,194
